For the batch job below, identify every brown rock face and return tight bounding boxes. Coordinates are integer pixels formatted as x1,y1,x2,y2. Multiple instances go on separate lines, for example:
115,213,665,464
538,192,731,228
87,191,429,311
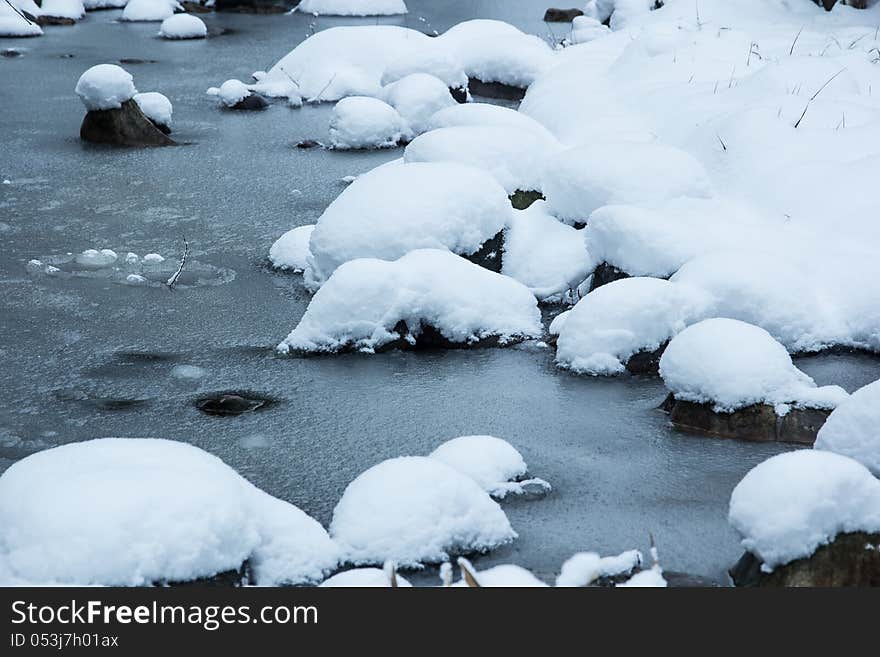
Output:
464,230,504,273
543,8,584,22
589,262,630,291
80,99,175,147
509,189,544,210
730,532,880,587
467,77,526,102
660,395,830,445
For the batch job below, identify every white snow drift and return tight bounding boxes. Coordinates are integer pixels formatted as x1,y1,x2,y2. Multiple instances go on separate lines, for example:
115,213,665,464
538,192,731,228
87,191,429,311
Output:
158,13,207,40
269,225,315,272
319,565,412,587
75,65,137,111
0,3,43,38
381,73,456,135
329,96,410,149
815,379,880,477
556,549,642,587
39,0,84,20
297,0,407,16
133,92,172,130
121,0,179,22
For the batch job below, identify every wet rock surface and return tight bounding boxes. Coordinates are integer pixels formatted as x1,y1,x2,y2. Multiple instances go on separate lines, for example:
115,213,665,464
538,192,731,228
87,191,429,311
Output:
467,77,526,102
543,8,584,22
509,189,544,210
196,392,276,416
589,262,631,291
464,230,504,273
625,345,666,375
80,98,175,147
229,93,269,111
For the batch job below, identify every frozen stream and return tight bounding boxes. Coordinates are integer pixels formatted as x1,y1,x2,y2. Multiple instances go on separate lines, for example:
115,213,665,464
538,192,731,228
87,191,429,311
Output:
2,3,880,585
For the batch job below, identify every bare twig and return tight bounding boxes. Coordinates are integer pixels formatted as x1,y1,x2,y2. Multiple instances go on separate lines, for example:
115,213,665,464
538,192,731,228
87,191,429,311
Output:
789,26,803,56
166,236,188,290
716,134,727,151
3,0,33,24
794,68,846,128
308,73,337,103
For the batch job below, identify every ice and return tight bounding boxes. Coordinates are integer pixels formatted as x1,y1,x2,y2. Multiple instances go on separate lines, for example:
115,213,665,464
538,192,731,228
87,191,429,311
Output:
75,248,118,267
815,379,880,477
75,65,136,112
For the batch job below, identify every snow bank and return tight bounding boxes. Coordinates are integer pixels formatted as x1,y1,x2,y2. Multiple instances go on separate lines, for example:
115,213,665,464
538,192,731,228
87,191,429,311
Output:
556,277,712,375
403,125,558,194
659,318,848,413
39,0,84,19
729,450,880,570
0,439,340,585
556,549,642,586
617,564,666,587
319,566,412,587
428,435,532,498
158,13,207,39
0,4,43,37
381,50,467,90
280,249,542,354
454,561,547,587
133,92,172,129
502,201,593,302
75,65,137,112
815,379,880,477
297,0,407,16
329,96,410,149
121,0,179,22
542,142,713,224
425,103,557,143
329,456,516,566
269,225,315,272
381,73,456,135
305,161,512,286
569,16,611,45
83,0,126,8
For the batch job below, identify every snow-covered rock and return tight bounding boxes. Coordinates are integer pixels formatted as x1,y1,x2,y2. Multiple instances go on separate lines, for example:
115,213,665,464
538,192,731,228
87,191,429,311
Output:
556,549,642,586
319,565,412,587
453,561,547,587
39,0,85,19
83,0,126,8
207,79,268,110
305,161,512,286
568,16,611,44
329,96,410,150
428,435,540,498
0,3,43,37
425,102,557,143
297,0,407,16
815,379,880,477
133,92,172,131
269,225,315,272
329,456,516,567
381,50,467,91
729,450,880,571
75,248,118,267
659,318,848,414
617,563,667,587
158,13,207,39
121,0,179,22
0,438,340,586
381,73,456,136
280,249,542,354
75,65,137,111
556,277,712,375
502,201,592,302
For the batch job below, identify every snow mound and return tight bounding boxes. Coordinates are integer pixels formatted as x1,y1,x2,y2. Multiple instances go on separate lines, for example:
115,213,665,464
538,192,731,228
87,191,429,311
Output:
39,0,84,19
0,4,43,37
729,450,880,570
120,0,179,22
815,379,880,477
556,549,642,586
542,142,713,224
158,13,206,39
569,16,611,45
214,79,251,108
319,565,412,587
403,125,558,194
330,456,516,567
502,201,592,302
0,438,340,586
617,564,666,587
329,96,410,150
133,92,172,129
556,277,712,376
425,102,557,143
381,50,467,90
280,249,542,354
381,73,456,136
83,0,126,8
75,64,137,112
453,561,547,587
269,225,315,272
305,161,512,286
297,0,407,16
659,318,848,414
428,435,537,498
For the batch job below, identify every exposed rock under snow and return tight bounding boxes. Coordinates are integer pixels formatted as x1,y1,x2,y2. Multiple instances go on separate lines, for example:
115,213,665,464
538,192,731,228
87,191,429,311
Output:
133,92,172,131
814,379,880,477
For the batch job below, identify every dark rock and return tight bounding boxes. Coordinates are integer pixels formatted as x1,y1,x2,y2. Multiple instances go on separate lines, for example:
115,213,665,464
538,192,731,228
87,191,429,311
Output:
815,0,839,10
80,99,175,147
589,262,630,291
660,394,831,445
230,93,268,111
509,189,544,210
543,8,584,22
378,321,507,352
118,58,157,65
731,532,880,587
196,392,273,416
180,0,214,12
164,562,253,587
296,139,322,149
467,77,526,102
624,344,665,375
449,85,468,104
664,571,723,587
36,15,76,25
464,230,504,273
214,0,294,13
2,49,22,57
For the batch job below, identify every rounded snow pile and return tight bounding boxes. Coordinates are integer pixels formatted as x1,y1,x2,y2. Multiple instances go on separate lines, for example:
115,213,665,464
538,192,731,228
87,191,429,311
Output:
121,0,178,21
381,49,467,90
0,438,340,586
425,102,557,142
569,15,611,44
429,435,527,495
213,79,251,108
556,277,711,376
133,92,172,130
542,142,713,224
269,225,315,271
158,13,207,40
328,96,410,150
319,566,412,587
298,0,407,16
659,318,847,413
39,0,85,19
729,450,880,570
305,161,512,286
280,249,542,354
381,73,456,135
815,379,880,476
329,456,516,566
75,64,137,111
453,563,547,587
0,3,43,37
83,0,126,8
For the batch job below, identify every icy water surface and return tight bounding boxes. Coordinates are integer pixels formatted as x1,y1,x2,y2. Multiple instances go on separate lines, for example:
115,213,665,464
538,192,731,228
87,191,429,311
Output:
3,4,880,585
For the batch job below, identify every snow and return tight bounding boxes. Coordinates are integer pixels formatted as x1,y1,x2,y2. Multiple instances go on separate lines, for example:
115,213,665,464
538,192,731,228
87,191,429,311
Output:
120,0,179,22
75,248,118,267
403,125,558,194
569,16,611,45
214,79,251,108
297,0,407,16
556,549,642,586
329,96,410,150
428,435,530,498
39,0,84,19
329,456,516,567
381,50,467,90
617,564,667,587
381,73,456,136
659,318,848,414
542,142,713,225
319,567,412,587
0,438,340,586
556,277,712,376
83,0,126,8
75,65,137,112
502,201,593,302
269,225,315,272
304,161,512,287
815,379,880,477
425,103,557,143
158,13,207,40
0,4,43,38
133,92,172,129
728,450,880,570
453,561,547,587
280,249,542,354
